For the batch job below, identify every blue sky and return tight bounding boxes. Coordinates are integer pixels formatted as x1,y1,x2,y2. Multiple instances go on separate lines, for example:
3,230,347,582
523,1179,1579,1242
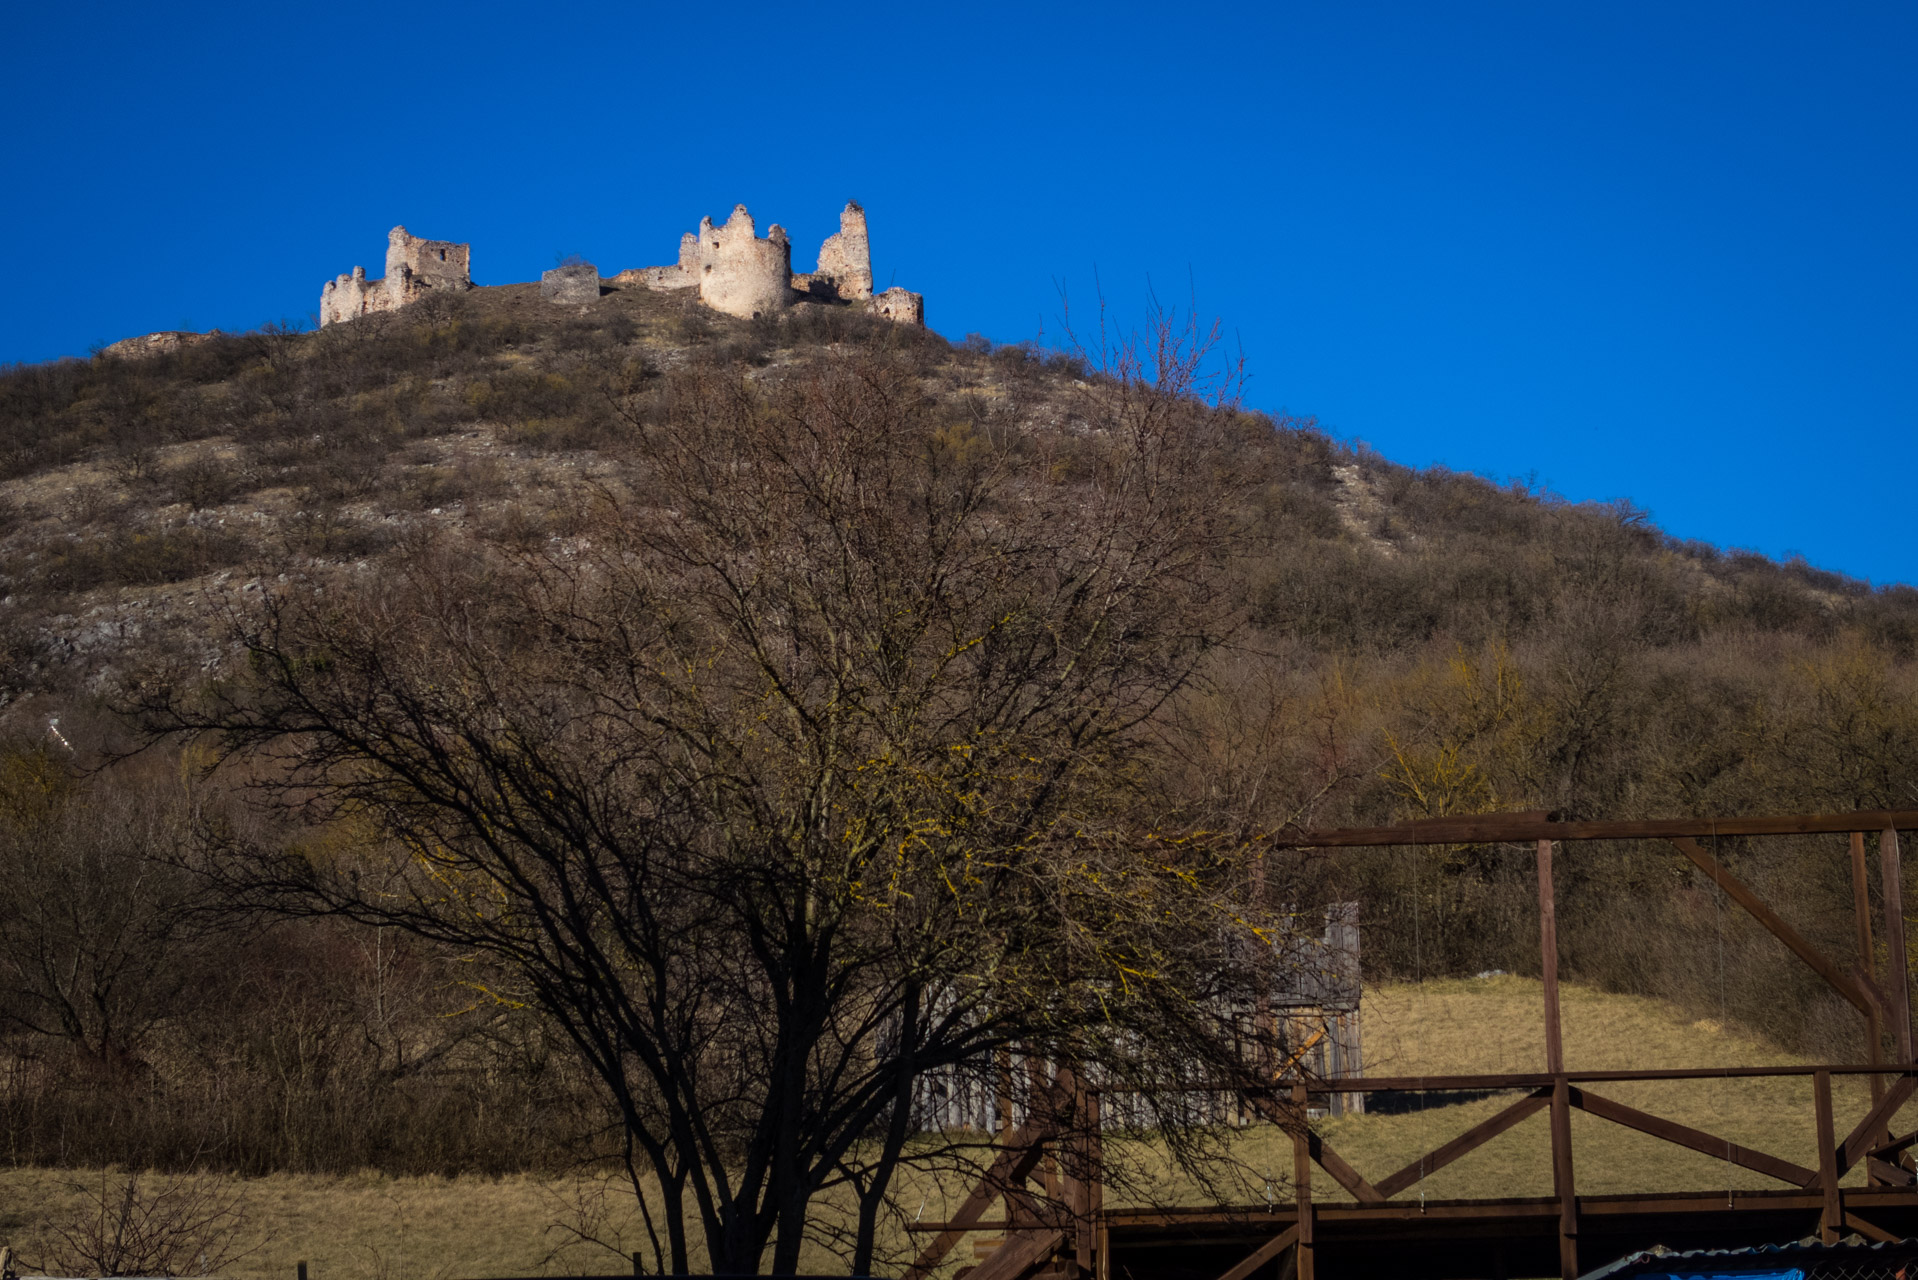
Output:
5,2,1913,583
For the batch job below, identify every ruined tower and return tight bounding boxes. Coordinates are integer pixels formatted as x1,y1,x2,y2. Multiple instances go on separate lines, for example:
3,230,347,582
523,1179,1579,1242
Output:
688,206,793,319
608,200,917,325
795,202,872,302
320,226,472,326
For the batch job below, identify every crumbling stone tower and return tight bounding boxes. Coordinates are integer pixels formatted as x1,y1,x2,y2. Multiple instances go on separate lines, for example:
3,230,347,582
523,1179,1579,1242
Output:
692,206,794,319
320,226,472,326
608,200,920,325
794,202,872,302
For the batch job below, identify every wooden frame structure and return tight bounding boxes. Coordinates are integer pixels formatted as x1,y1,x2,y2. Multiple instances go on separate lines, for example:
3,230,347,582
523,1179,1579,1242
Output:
903,810,1918,1280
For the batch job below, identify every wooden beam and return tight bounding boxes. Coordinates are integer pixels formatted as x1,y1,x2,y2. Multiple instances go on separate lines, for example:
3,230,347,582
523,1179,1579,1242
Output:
962,1229,1066,1280
1882,827,1913,1061
1843,1212,1900,1245
1815,1070,1841,1243
1852,831,1889,1120
1374,1088,1551,1199
1550,1077,1577,1280
1309,1133,1386,1206
1866,1128,1918,1161
1111,1062,1918,1093
1836,1075,1918,1179
1572,1087,1818,1186
1246,1093,1386,1204
1212,1225,1300,1280
1669,837,1878,1017
1539,840,1565,1073
904,1128,1051,1280
1292,1082,1315,1280
1271,810,1918,848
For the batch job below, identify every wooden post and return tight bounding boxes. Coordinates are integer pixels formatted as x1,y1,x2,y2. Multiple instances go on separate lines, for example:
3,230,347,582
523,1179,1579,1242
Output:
1852,831,1887,1106
1292,1081,1315,1280
1063,1071,1098,1280
1815,1069,1841,1244
1882,827,1913,1061
1550,1078,1577,1280
1537,840,1565,1074
1541,840,1575,1280
297,1264,309,1280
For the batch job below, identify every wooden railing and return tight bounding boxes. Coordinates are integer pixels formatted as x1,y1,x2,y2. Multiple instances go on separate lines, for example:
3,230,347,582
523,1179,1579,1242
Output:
905,813,1918,1280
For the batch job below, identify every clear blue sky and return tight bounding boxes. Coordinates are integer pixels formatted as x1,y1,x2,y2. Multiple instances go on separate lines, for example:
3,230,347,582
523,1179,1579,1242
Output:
6,2,1913,584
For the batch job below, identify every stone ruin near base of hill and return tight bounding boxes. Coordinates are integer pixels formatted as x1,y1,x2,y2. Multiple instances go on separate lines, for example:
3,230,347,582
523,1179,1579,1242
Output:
317,202,923,328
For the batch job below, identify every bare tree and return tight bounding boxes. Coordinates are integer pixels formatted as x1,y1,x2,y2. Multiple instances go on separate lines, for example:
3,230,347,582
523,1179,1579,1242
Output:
0,748,209,1072
143,344,1294,1274
36,1171,258,1278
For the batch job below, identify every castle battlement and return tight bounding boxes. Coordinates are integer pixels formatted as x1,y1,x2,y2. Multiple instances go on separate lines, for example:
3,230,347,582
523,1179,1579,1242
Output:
319,203,922,328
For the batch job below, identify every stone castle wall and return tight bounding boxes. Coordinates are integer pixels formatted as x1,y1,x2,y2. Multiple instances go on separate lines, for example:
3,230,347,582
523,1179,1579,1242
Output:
615,200,918,326
869,287,924,327
311,204,921,331
386,227,470,291
320,226,472,327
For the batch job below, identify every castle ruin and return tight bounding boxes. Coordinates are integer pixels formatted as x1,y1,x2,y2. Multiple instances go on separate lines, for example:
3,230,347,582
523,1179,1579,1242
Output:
319,202,922,329
319,227,473,326
608,200,921,324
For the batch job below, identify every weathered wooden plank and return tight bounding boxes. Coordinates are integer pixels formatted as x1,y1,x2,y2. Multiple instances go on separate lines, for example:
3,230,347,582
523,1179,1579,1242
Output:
1112,1063,1918,1093
1244,1092,1385,1205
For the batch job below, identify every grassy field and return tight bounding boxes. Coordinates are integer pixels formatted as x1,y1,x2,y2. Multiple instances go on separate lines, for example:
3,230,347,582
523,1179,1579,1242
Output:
1180,974,1892,1206
1,977,1902,1280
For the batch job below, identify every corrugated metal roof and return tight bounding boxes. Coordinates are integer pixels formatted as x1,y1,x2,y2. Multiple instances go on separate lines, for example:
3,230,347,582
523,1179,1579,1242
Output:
1582,1237,1918,1280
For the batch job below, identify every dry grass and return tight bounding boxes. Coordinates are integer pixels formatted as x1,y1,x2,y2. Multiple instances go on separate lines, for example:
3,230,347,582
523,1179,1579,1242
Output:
0,1170,637,1280
1190,974,1898,1206
2,977,1902,1278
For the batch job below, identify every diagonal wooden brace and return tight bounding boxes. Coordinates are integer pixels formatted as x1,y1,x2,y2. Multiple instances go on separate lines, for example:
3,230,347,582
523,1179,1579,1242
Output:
1571,1087,1817,1186
905,1127,1053,1280
1214,1224,1302,1280
1373,1088,1550,1199
963,1229,1067,1280
1830,1075,1918,1182
1669,837,1879,1017
1246,1092,1385,1204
